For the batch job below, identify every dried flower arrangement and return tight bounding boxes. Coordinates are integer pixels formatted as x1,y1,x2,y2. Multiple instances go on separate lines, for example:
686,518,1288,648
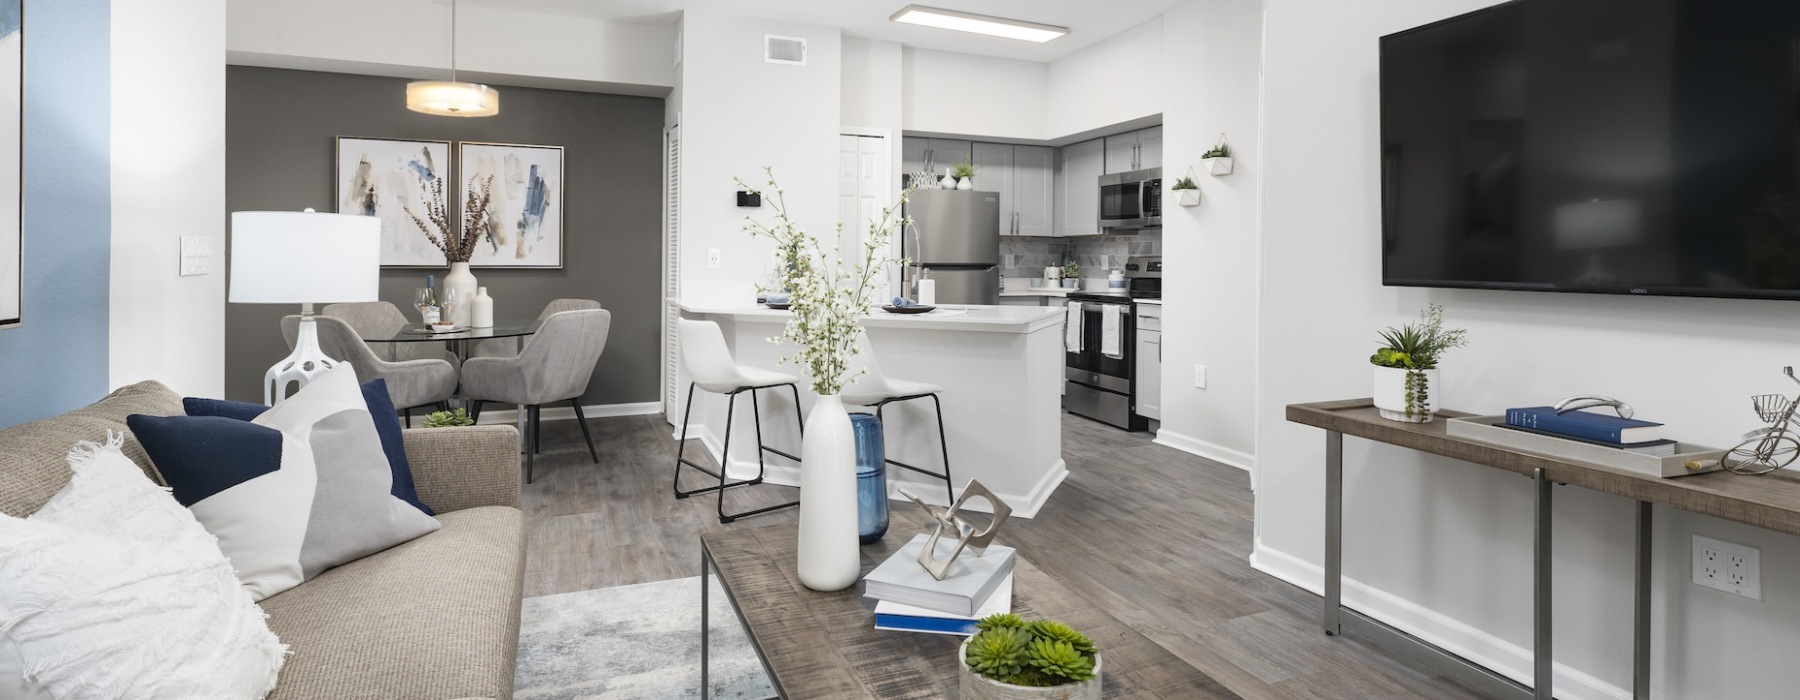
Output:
405,174,497,264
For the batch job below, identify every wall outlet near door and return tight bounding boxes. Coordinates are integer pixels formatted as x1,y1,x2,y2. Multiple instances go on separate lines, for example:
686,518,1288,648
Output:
706,248,721,269
1194,365,1207,389
1692,534,1761,600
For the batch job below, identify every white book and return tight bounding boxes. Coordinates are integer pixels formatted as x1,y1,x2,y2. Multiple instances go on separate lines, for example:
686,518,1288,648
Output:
872,574,1014,637
863,533,1017,617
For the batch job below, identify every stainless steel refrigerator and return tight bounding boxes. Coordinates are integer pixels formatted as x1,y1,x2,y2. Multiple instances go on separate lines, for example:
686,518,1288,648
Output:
903,189,1000,304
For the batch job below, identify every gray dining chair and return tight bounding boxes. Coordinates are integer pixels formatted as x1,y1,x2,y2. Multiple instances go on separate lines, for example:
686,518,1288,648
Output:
322,301,458,366
281,314,458,423
460,308,611,482
469,298,602,359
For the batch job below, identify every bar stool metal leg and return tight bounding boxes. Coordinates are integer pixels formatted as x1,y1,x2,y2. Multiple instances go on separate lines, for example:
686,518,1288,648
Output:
874,394,956,503
672,382,801,523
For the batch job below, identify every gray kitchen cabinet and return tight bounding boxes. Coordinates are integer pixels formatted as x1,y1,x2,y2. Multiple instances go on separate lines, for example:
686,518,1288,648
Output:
902,138,973,184
1012,145,1054,237
1057,138,1105,236
1135,303,1162,420
1103,126,1164,173
973,142,1014,228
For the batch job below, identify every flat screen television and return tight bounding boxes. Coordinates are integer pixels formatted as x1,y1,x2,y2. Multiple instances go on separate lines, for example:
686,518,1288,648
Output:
1380,0,1800,299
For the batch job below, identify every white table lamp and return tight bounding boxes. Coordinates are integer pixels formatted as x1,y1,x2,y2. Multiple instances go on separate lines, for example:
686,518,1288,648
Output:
230,210,380,404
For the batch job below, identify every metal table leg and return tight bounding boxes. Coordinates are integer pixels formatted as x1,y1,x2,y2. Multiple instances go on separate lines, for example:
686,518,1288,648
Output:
1534,468,1553,700
1635,500,1652,699
1325,430,1343,635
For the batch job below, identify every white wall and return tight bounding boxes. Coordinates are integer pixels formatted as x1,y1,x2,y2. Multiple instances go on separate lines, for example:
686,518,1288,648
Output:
109,0,226,397
1153,1,1262,471
674,12,841,304
901,48,1046,141
226,0,674,94
1045,18,1163,139
1255,0,1800,697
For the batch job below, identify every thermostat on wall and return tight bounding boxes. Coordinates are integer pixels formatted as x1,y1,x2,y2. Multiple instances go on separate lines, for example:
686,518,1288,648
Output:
736,190,762,208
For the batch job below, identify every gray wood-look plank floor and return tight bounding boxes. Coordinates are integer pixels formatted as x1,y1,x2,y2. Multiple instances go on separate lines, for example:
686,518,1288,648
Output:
519,412,1486,700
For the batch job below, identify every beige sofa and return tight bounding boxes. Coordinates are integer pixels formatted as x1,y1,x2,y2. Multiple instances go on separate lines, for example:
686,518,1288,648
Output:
0,381,526,700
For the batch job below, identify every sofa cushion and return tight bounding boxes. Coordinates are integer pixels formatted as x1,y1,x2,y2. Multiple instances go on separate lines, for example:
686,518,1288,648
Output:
258,506,524,700
0,381,181,518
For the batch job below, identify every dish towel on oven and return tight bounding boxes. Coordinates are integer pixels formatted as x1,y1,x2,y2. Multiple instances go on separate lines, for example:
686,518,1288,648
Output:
1064,301,1083,353
1101,303,1124,359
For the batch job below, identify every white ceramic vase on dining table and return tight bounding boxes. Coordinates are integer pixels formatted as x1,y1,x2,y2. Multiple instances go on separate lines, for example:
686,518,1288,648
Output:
443,262,478,327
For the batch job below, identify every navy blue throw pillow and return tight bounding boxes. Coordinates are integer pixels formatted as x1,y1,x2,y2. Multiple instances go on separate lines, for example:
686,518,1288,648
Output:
180,378,434,516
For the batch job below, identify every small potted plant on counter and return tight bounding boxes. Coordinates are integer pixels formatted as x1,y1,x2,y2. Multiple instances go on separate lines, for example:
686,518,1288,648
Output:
952,161,978,190
1060,261,1081,289
1202,135,1234,176
1171,172,1200,207
1370,302,1468,423
960,614,1101,700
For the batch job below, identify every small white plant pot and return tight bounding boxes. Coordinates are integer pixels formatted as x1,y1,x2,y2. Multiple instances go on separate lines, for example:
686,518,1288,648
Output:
1372,366,1438,423
1203,157,1234,176
959,639,1102,700
1175,189,1201,207
957,177,975,190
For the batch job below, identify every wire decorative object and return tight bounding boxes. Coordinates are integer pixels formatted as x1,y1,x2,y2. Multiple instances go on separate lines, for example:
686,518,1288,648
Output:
1724,367,1800,475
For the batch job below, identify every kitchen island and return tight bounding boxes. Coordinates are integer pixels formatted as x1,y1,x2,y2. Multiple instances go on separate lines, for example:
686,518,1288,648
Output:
674,302,1067,517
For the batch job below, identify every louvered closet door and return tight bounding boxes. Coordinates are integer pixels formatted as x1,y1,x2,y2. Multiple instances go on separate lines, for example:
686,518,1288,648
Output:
663,125,681,424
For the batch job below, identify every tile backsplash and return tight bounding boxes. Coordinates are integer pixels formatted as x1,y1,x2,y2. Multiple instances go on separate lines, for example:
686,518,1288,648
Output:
1000,231,1162,279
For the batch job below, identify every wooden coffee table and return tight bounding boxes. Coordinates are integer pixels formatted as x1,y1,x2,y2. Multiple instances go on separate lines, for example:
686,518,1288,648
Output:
700,511,1241,699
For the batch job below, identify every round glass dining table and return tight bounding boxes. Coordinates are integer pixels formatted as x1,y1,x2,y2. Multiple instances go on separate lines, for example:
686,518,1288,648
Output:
350,319,542,362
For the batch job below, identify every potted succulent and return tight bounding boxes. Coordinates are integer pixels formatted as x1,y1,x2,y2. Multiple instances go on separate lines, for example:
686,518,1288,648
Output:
960,614,1101,700
952,161,978,190
421,408,475,428
1201,138,1234,176
1370,303,1468,423
1170,174,1200,207
1059,261,1080,289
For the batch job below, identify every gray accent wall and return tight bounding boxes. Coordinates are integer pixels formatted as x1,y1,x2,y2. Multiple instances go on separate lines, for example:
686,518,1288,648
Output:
225,66,663,408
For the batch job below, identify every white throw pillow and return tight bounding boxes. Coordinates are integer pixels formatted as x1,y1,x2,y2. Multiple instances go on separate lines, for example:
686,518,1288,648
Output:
0,435,287,700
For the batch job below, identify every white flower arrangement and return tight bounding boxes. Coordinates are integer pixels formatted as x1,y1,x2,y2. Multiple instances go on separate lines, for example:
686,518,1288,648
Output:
737,168,912,396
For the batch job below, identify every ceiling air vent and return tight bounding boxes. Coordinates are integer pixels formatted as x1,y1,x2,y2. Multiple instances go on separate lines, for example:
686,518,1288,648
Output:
765,35,807,66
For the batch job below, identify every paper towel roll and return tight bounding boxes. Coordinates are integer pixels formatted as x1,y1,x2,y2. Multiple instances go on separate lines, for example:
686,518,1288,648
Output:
917,279,936,306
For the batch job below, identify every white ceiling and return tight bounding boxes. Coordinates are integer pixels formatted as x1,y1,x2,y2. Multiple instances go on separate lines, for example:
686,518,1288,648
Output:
467,0,1187,63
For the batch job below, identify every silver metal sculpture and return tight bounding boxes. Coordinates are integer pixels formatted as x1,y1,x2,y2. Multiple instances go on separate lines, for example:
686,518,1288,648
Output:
1723,366,1800,475
1554,394,1634,419
899,480,1012,581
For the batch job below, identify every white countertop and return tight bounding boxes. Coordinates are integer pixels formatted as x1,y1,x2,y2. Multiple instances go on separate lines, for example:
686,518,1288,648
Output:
674,300,1065,334
1135,299,1163,305
999,287,1073,298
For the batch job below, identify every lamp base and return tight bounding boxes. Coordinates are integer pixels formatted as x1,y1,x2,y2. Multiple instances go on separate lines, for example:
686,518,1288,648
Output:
265,315,339,404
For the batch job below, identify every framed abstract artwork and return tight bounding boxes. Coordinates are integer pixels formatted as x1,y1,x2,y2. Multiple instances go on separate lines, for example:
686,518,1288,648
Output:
459,142,564,268
335,136,453,268
0,0,20,328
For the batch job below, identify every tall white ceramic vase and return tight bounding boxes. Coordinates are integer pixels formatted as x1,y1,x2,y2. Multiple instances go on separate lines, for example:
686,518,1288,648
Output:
798,394,860,591
443,262,479,327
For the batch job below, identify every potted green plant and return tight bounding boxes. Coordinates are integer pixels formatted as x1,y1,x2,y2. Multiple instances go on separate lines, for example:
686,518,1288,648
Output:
952,161,977,190
1370,303,1468,423
1202,137,1234,176
1170,173,1201,207
421,408,475,428
960,614,1101,700
1059,261,1081,289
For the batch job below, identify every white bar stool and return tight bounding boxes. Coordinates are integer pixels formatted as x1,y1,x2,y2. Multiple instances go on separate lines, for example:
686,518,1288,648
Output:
842,337,956,504
671,318,802,523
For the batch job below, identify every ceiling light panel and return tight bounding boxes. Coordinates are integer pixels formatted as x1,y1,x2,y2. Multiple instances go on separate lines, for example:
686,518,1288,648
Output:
889,5,1069,43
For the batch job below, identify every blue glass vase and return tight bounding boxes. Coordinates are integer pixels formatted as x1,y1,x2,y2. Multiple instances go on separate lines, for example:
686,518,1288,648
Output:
850,413,888,544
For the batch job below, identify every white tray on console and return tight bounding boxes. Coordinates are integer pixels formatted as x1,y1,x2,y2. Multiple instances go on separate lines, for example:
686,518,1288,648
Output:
1445,415,1725,478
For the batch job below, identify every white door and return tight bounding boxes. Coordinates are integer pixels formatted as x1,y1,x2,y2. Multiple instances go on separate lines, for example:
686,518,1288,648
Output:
839,132,890,287
663,124,682,423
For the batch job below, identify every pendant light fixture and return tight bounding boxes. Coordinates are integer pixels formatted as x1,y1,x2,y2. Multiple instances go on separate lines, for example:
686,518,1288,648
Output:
406,0,499,117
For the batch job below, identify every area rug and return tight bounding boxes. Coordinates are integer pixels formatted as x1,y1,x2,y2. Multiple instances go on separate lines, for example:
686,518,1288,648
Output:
515,576,776,699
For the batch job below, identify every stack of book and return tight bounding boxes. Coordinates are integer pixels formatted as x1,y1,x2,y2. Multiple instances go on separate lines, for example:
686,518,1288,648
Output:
1503,406,1677,455
863,533,1017,636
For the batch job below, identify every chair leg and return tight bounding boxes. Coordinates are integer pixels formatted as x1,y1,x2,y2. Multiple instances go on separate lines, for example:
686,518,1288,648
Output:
525,405,538,484
932,393,954,504
469,401,484,424
714,393,738,522
789,384,806,438
404,407,412,428
571,398,598,463
672,385,698,498
531,405,543,455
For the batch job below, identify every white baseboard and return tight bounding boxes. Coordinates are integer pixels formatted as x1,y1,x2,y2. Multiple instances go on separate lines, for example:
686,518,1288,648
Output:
1250,539,1630,700
477,401,661,425
1153,429,1256,472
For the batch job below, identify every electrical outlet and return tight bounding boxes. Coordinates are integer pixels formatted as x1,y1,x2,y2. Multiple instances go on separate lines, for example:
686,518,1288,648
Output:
707,248,722,269
1693,535,1761,600
1194,365,1207,389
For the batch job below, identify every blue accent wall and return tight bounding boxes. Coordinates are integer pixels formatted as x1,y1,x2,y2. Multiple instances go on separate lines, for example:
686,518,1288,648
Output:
0,0,109,427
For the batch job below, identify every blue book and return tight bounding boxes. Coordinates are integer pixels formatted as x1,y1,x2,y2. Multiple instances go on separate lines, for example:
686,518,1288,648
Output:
1505,406,1663,444
873,574,1013,637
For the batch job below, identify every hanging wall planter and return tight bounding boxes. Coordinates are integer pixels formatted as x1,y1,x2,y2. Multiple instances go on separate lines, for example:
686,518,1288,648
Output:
1171,166,1201,207
1202,133,1234,176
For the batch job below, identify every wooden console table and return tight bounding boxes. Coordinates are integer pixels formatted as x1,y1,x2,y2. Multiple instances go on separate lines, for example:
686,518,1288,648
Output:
1288,399,1800,700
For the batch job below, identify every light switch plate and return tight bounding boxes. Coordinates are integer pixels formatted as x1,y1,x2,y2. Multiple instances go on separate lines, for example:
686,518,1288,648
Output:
179,236,212,276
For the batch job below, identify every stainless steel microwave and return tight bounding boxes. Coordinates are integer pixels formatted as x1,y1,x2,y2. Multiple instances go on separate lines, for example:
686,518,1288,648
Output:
1098,167,1162,230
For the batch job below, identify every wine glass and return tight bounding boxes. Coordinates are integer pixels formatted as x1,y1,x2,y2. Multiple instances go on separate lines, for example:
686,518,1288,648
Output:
438,288,461,327
414,287,437,323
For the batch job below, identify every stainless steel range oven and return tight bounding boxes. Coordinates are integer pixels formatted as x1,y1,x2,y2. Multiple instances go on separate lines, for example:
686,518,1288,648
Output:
1062,257,1161,430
